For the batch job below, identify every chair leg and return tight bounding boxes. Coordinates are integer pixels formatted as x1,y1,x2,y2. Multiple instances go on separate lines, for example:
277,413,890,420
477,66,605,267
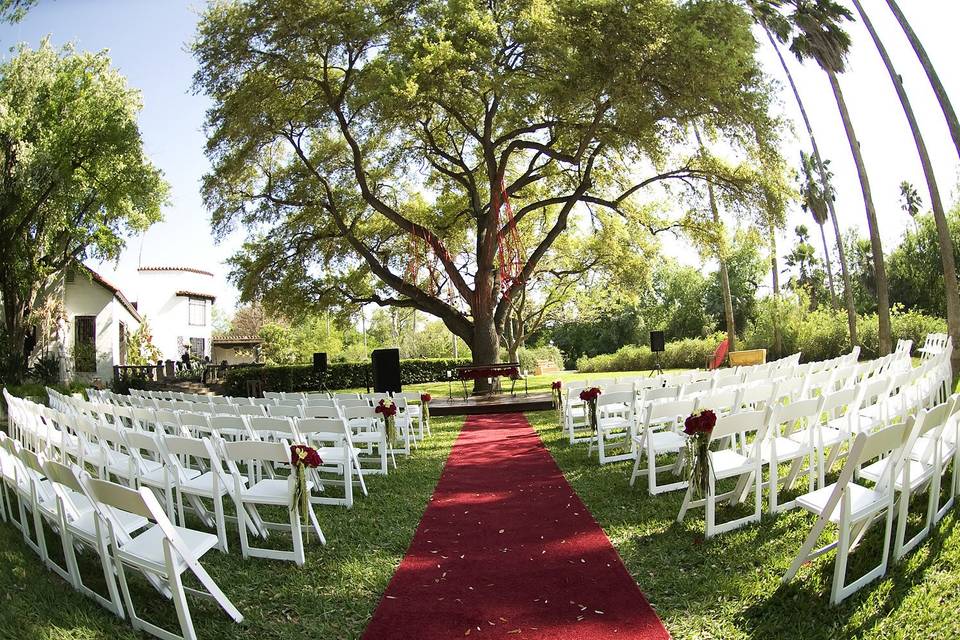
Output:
165,541,198,640
830,511,852,606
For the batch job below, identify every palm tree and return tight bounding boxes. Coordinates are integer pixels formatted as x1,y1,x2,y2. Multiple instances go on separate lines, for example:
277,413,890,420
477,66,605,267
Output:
799,150,837,308
885,0,960,162
854,0,960,377
751,0,858,346
789,0,892,356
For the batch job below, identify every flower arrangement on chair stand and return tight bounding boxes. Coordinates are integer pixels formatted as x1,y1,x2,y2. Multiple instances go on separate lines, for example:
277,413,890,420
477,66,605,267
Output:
551,380,563,425
580,387,602,453
683,409,717,497
290,444,322,542
420,393,432,428
376,398,399,443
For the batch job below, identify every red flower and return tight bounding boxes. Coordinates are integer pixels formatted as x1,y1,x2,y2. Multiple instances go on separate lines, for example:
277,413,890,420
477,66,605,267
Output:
579,387,601,402
683,409,718,436
290,444,322,468
420,393,432,403
375,399,398,418
551,380,562,390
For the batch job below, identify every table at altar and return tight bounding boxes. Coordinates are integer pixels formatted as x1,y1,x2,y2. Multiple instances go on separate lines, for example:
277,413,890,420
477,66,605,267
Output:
453,363,524,399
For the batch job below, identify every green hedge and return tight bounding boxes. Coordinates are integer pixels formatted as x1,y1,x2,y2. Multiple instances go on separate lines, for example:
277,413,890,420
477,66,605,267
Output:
577,333,726,373
222,358,472,396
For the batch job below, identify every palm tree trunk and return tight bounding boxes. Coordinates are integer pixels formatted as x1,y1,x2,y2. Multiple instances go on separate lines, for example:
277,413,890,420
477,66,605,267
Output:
764,27,857,346
817,222,838,308
886,0,960,161
769,221,783,357
827,68,892,356
857,0,960,377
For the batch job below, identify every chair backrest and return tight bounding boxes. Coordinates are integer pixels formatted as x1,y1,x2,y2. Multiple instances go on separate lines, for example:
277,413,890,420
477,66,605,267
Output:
178,411,212,435
236,404,266,417
208,415,248,434
696,388,740,416
739,382,776,409
644,385,679,403
597,390,634,409
336,397,370,409
302,404,340,419
680,380,712,398
211,404,240,416
645,398,697,425
767,396,824,437
248,415,298,439
711,410,767,443
85,476,154,520
334,392,360,401
305,397,335,408
223,438,291,465
263,391,284,400
589,378,615,388
602,382,635,394
851,422,911,493
154,409,184,435
295,418,348,446
267,404,305,419
342,405,377,421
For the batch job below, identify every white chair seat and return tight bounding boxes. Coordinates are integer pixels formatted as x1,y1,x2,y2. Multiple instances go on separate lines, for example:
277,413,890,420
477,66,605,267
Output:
71,509,149,540
597,417,630,432
760,436,810,462
710,449,753,478
643,430,685,454
181,472,237,497
141,465,200,487
915,435,956,465
797,482,887,523
816,426,849,448
120,524,219,572
860,457,934,491
242,478,314,505
312,447,348,463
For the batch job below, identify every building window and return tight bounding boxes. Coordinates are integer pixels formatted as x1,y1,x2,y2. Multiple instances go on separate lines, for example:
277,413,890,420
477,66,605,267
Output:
190,337,206,358
74,316,96,372
189,297,206,326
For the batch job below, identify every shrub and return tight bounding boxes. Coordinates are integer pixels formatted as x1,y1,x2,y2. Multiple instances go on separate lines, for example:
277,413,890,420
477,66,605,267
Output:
511,345,564,373
221,357,472,395
576,334,725,373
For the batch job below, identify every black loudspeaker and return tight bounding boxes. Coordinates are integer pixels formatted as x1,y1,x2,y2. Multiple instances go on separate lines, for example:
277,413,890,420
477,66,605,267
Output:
371,348,402,393
313,352,327,375
650,331,666,353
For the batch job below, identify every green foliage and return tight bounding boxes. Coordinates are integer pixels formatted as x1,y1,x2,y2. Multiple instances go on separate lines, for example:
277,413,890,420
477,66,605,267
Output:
550,306,645,369
29,353,60,385
742,293,946,361
577,334,726,373
125,319,162,366
193,0,778,361
704,228,766,330
222,358,471,396
887,209,960,319
0,39,168,382
511,345,564,374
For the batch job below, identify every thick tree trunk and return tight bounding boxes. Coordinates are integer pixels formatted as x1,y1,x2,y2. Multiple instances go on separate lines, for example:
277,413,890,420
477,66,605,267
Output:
765,27,858,348
769,223,783,358
827,69,891,356
858,0,960,377
817,222,838,308
1,286,28,384
887,0,960,162
471,313,500,394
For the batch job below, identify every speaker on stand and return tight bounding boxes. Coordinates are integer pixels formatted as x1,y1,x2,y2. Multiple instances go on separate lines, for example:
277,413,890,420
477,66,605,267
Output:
371,348,402,393
313,352,330,393
649,331,665,378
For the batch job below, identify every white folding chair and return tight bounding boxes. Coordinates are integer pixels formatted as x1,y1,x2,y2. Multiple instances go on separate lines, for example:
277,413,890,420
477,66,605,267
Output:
85,477,244,640
676,410,767,538
222,439,326,565
759,397,822,513
342,405,392,474
295,417,364,507
162,435,233,552
591,391,636,464
783,423,908,605
630,398,697,494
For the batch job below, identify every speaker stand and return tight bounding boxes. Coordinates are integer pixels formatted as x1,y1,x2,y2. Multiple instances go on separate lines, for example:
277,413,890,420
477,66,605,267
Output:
649,352,664,377
317,372,331,395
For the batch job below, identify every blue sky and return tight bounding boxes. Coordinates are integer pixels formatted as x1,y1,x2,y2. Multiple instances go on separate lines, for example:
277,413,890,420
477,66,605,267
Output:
3,0,959,312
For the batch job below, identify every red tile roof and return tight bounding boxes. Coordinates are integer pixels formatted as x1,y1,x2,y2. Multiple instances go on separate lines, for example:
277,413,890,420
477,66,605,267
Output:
176,290,217,302
79,265,143,322
138,266,214,277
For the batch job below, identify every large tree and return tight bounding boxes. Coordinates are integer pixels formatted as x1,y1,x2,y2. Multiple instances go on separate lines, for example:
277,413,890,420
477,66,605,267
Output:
789,0,892,355
854,0,960,378
194,0,776,387
0,40,167,382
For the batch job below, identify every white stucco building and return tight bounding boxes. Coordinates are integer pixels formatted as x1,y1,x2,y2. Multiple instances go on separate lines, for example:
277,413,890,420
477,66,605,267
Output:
135,266,216,361
55,265,143,382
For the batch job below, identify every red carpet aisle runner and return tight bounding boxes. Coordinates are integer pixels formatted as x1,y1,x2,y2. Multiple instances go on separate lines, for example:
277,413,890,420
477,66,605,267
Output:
362,413,670,640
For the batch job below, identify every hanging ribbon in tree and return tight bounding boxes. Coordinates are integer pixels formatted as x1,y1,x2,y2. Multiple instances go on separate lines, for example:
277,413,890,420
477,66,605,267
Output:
405,227,443,296
493,179,526,300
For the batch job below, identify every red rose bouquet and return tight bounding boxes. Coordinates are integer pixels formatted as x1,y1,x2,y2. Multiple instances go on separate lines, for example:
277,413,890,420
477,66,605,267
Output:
579,387,602,431
683,409,717,497
551,380,563,419
376,399,399,442
290,444,322,534
420,393,432,422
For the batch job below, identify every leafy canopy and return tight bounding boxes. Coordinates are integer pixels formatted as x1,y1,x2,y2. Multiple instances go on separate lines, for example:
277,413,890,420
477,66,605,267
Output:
194,0,778,351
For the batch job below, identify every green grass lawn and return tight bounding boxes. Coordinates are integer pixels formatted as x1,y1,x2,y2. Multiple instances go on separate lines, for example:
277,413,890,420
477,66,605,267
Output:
0,415,464,640
3,407,960,639
529,410,960,640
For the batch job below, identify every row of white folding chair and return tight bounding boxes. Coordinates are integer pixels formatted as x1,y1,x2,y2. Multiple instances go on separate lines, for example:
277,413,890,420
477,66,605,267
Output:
785,396,960,605
0,433,243,640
